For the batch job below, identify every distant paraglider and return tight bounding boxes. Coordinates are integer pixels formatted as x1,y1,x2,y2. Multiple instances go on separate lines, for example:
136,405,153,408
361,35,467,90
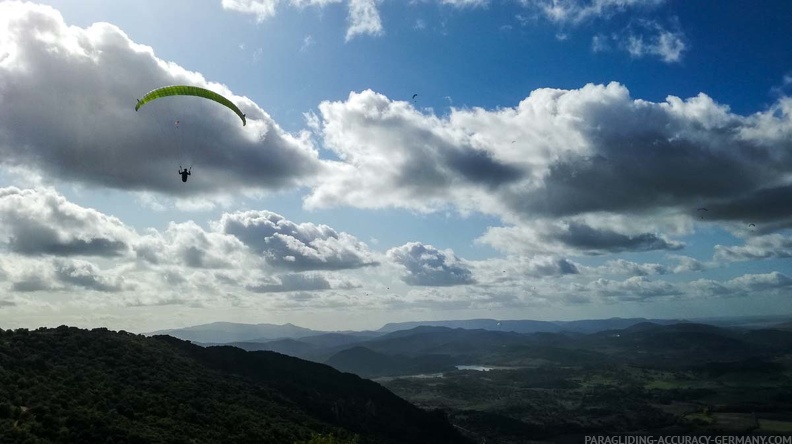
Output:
412,93,418,102
697,208,708,219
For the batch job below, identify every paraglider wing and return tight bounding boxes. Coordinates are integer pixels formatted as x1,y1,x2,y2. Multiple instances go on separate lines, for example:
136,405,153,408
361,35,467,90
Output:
412,94,418,100
135,85,247,126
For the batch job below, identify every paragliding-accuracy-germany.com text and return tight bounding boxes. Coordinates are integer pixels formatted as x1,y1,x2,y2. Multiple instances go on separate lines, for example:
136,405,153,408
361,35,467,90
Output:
585,436,792,444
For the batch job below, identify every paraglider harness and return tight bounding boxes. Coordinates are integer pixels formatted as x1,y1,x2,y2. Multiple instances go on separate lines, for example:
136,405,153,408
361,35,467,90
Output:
179,165,191,183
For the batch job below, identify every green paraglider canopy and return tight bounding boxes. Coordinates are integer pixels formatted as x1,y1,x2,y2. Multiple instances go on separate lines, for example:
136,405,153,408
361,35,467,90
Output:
135,85,246,126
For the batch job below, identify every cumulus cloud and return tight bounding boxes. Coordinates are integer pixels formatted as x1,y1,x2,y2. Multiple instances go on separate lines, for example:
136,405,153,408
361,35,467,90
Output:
133,221,251,269
714,234,792,262
669,255,707,273
387,242,475,286
0,2,322,198
305,89,524,213
577,276,682,303
0,187,380,311
553,222,683,254
474,255,579,284
307,84,792,256
53,258,126,292
727,271,792,292
13,276,57,293
221,0,279,21
246,273,333,293
477,219,683,256
0,187,133,257
692,272,792,298
214,210,379,270
588,258,668,277
346,0,383,41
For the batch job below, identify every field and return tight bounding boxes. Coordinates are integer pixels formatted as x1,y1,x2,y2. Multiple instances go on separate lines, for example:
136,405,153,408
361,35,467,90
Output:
378,363,792,443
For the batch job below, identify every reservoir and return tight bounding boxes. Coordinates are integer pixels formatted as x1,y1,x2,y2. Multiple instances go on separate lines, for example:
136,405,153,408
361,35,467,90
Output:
456,365,493,371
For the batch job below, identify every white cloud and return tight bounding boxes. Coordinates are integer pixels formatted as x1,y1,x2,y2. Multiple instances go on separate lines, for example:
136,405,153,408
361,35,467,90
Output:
714,234,792,262
586,258,668,277
387,242,476,286
477,220,684,256
346,0,384,41
307,83,792,256
300,35,316,52
517,1,685,63
0,187,378,312
291,0,344,7
591,19,687,63
53,258,127,292
586,276,682,302
692,272,792,298
134,221,251,269
622,22,685,62
592,33,610,52
221,0,279,22
0,188,785,323
0,187,133,257
524,0,666,25
669,255,707,274
221,0,382,41
246,273,332,293
441,0,489,7
214,210,379,270
245,272,360,293
219,0,683,62
727,271,792,293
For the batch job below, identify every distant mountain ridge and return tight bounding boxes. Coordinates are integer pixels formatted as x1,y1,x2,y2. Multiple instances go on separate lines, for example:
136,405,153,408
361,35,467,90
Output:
146,315,792,345
377,317,682,334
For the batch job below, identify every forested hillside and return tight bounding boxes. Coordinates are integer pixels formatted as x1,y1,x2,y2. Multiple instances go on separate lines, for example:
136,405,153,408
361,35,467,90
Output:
0,326,469,444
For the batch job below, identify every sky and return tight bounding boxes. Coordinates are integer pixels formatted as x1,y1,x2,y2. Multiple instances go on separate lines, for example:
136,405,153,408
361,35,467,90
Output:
0,0,791,333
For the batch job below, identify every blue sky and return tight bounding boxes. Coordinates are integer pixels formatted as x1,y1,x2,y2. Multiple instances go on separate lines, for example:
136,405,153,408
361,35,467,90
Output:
0,0,790,332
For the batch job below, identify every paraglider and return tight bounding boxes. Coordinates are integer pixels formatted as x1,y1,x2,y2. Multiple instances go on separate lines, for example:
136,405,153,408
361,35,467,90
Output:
412,94,418,102
697,208,708,219
136,85,246,182
178,166,191,183
136,85,247,126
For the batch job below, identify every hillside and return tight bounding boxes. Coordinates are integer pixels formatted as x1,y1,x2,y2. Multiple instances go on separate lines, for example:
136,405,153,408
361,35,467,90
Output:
320,323,792,378
0,326,470,444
